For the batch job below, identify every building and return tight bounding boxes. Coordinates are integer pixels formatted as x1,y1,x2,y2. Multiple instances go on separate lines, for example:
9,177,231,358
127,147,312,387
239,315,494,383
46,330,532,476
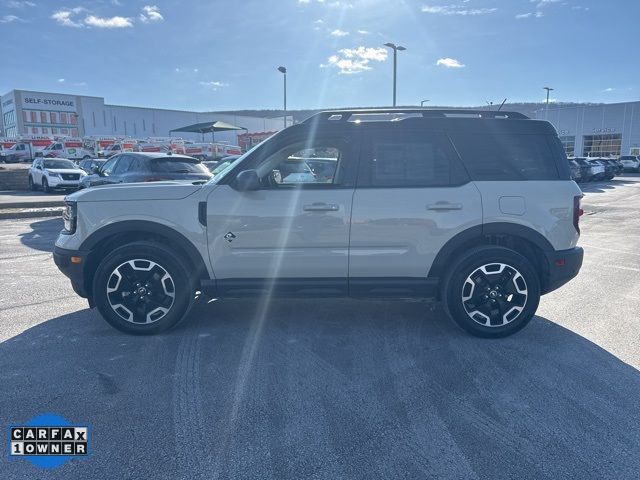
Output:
0,89,290,144
534,101,640,157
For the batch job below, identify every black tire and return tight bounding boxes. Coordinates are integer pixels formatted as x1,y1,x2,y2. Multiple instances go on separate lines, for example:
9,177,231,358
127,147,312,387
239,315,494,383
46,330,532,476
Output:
42,178,51,193
92,241,195,335
442,246,540,338
28,175,36,191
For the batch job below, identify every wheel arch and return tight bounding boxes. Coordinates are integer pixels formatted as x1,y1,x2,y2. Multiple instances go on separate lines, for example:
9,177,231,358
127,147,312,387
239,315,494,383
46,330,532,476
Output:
80,220,210,300
429,222,553,294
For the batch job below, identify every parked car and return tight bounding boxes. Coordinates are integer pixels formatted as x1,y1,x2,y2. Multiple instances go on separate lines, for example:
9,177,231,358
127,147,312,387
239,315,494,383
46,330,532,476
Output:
600,158,623,176
78,158,106,174
619,155,640,172
573,157,599,181
79,152,212,189
54,108,583,338
587,159,609,181
568,159,582,182
28,158,86,193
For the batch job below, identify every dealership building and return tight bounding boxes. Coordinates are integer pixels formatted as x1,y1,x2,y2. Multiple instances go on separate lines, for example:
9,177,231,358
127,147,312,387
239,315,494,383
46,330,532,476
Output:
534,101,640,158
0,89,289,144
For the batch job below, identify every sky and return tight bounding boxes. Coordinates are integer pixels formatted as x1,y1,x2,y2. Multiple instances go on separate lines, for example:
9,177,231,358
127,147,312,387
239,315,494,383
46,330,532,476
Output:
1,0,639,112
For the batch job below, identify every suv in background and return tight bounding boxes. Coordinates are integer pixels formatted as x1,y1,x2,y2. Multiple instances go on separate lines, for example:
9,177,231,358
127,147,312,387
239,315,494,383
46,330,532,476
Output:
79,152,212,189
54,109,583,338
28,158,86,192
619,155,640,173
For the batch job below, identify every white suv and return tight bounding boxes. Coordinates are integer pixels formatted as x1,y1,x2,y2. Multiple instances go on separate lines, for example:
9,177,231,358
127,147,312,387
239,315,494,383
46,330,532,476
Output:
29,158,86,193
54,109,584,337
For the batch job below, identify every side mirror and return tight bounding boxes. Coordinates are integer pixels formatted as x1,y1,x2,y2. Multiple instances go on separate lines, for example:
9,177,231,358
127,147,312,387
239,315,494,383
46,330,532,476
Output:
233,169,260,191
36,165,42,170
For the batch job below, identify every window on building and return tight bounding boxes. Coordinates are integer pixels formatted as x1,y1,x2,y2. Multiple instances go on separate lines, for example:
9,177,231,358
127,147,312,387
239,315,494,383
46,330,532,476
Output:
71,128,78,137
60,113,68,124
559,136,576,157
40,112,47,123
42,127,48,134
61,128,68,134
50,112,57,124
70,114,77,125
32,127,38,134
92,112,96,127
30,112,37,122
23,111,28,122
583,134,622,157
51,127,58,134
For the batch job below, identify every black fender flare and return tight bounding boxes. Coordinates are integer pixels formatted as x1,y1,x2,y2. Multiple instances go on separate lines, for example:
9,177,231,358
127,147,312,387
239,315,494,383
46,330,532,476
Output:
428,222,554,279
80,220,209,279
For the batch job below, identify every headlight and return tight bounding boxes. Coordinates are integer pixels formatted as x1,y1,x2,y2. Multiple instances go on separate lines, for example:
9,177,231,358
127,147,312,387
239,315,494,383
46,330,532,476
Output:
47,171,61,178
62,201,77,234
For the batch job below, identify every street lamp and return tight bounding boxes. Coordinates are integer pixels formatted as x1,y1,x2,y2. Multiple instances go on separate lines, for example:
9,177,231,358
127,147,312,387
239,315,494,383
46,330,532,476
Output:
383,42,406,107
420,99,430,107
277,66,287,129
543,86,554,118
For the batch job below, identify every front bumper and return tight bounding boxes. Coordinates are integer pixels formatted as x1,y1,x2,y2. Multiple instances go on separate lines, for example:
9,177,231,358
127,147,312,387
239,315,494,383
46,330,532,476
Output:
48,177,82,188
53,245,92,304
541,247,584,294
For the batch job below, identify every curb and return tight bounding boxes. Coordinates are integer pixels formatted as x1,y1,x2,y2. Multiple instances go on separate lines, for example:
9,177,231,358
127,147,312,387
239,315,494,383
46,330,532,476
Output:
0,207,64,220
0,201,65,209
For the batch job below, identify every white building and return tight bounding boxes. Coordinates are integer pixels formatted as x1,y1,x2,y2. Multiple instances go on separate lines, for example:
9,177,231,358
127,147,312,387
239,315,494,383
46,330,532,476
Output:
0,89,289,144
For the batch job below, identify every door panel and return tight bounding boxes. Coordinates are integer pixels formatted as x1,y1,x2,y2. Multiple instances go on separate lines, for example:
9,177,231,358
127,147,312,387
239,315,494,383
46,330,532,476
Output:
349,184,482,278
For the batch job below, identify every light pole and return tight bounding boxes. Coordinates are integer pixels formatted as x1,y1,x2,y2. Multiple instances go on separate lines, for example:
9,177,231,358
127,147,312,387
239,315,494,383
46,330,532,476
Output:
543,86,554,118
277,66,287,129
384,43,406,107
420,99,430,107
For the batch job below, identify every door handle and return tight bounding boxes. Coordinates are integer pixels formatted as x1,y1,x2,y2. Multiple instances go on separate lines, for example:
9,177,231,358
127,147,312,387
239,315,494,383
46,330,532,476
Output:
303,203,339,212
427,202,463,211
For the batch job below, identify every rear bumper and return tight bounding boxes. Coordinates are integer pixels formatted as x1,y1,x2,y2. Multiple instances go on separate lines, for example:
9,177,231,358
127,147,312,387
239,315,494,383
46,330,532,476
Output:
53,245,92,303
541,247,584,294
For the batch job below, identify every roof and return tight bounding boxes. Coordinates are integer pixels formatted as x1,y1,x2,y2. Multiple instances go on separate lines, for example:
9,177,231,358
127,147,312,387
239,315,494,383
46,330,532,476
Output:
129,152,197,160
170,120,245,134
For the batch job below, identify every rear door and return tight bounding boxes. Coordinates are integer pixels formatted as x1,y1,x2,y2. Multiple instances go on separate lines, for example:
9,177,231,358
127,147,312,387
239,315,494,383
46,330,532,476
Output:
349,125,482,295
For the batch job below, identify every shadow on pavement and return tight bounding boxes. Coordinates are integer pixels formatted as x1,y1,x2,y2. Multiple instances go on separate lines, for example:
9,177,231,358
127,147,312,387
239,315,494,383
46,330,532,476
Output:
580,176,638,193
1,298,639,479
18,217,62,253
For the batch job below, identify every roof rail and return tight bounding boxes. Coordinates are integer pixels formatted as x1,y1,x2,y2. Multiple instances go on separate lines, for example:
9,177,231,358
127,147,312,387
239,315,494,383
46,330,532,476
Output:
303,108,529,123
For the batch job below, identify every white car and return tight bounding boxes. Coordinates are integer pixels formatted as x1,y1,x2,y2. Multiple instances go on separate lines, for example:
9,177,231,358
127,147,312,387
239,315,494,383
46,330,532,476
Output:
28,158,86,193
619,155,640,173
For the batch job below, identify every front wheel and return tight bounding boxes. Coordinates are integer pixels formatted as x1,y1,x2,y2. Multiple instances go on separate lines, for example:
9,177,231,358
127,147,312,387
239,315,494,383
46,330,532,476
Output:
93,241,195,334
28,175,36,191
442,246,540,338
42,178,51,193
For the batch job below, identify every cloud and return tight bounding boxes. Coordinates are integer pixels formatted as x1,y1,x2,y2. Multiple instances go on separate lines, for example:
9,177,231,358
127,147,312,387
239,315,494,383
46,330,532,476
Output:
357,29,369,34
603,87,615,92
436,57,465,68
321,46,387,74
330,29,349,37
51,7,85,27
298,0,311,3
516,11,543,19
84,14,133,28
421,5,497,15
199,81,229,90
139,5,163,23
531,0,560,7
57,78,65,83
74,81,87,86
0,14,24,22
6,1,36,8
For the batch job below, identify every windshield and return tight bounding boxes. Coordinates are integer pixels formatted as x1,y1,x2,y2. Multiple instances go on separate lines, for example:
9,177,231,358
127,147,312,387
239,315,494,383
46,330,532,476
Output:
43,159,76,169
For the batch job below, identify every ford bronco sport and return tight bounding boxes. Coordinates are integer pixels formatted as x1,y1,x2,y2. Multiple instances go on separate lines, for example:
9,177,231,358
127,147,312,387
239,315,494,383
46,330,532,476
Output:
54,109,584,337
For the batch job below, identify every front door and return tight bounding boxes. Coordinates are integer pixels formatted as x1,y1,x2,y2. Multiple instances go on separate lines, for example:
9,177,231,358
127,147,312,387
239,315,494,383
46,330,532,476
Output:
206,133,358,295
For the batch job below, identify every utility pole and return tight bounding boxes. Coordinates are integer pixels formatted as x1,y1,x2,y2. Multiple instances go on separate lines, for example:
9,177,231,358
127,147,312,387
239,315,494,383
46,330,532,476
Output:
278,66,287,129
383,43,406,107
543,86,554,119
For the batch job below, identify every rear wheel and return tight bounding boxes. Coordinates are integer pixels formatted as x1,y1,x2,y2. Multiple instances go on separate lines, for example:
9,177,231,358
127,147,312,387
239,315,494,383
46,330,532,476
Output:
28,175,36,191
93,241,195,334
443,246,540,338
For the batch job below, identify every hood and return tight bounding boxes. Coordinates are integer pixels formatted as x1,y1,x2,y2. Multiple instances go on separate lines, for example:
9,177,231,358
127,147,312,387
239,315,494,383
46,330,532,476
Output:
67,181,204,202
46,168,85,175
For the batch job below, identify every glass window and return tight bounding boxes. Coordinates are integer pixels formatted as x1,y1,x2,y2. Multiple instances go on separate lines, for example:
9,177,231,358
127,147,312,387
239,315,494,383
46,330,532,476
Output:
583,134,621,158
50,112,57,123
42,127,48,134
559,136,575,157
113,156,134,174
70,114,77,125
60,113,68,124
100,157,119,175
43,159,75,169
32,127,38,134
40,112,48,123
451,133,560,180
149,158,209,174
255,141,343,187
30,112,37,122
51,127,58,134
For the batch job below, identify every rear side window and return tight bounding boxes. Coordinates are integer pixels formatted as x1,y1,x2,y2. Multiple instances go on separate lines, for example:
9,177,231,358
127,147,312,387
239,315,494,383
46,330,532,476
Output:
361,130,468,187
150,158,208,174
451,134,561,180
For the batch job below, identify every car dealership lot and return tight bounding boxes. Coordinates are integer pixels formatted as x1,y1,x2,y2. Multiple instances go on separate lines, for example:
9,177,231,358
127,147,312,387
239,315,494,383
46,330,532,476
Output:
1,177,639,479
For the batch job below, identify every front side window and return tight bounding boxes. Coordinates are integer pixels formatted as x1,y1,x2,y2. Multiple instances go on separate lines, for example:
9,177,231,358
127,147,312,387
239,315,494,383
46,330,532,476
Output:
255,140,345,188
113,156,134,174
101,157,119,176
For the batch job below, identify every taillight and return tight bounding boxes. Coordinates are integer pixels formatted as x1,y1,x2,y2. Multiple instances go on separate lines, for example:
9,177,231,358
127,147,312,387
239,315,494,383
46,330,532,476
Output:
573,196,584,233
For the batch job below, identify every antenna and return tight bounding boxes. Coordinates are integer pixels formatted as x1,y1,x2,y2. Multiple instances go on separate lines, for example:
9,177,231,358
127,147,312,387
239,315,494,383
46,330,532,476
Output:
497,98,507,111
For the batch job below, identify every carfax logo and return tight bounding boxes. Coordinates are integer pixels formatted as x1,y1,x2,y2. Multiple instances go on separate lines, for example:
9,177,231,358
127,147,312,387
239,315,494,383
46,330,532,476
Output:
8,413,90,469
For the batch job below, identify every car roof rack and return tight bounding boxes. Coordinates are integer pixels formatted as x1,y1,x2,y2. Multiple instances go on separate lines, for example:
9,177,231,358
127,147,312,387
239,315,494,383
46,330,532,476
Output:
303,108,530,123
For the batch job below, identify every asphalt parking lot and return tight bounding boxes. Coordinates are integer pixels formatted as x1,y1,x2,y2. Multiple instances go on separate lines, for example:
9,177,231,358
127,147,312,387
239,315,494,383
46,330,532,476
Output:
1,177,639,480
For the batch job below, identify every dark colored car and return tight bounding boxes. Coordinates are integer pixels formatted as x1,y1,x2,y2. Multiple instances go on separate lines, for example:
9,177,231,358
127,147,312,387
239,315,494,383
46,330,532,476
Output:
78,158,106,174
596,159,617,179
573,157,595,181
79,152,212,189
568,159,582,182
